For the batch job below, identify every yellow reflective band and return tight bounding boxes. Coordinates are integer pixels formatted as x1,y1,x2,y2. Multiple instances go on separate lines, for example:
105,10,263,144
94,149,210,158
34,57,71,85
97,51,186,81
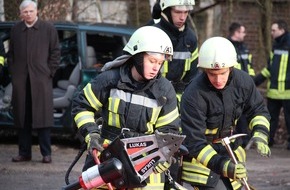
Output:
151,107,161,123
267,89,290,99
176,93,182,103
108,97,121,128
191,48,199,62
231,179,242,190
249,54,252,62
271,51,274,57
146,107,162,134
248,65,255,76
181,58,190,79
134,173,164,190
261,67,270,78
249,115,270,131
74,111,95,128
103,139,111,146
149,173,161,183
181,170,208,184
234,63,242,70
0,56,4,65
197,145,217,167
278,54,288,91
223,160,230,177
234,146,246,162
205,128,218,135
146,123,154,134
84,83,103,111
176,93,182,112
161,60,168,77
183,159,210,176
181,48,198,80
155,107,179,128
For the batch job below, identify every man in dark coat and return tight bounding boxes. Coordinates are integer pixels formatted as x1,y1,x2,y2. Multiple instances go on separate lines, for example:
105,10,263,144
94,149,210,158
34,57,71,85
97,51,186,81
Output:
8,0,60,163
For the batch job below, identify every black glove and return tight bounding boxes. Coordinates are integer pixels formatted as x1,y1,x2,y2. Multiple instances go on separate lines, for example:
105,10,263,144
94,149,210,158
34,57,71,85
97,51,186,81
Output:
85,133,104,154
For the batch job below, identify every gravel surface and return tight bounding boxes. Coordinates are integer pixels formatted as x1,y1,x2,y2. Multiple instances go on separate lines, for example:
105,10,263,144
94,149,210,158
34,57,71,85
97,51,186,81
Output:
1,138,290,190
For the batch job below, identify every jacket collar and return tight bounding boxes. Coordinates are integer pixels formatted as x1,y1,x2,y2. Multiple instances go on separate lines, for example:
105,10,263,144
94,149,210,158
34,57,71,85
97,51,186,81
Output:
118,64,159,92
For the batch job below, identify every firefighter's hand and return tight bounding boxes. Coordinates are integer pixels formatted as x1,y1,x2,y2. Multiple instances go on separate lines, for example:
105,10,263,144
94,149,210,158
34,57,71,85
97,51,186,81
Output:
153,157,176,174
250,131,271,157
85,133,104,154
223,160,247,180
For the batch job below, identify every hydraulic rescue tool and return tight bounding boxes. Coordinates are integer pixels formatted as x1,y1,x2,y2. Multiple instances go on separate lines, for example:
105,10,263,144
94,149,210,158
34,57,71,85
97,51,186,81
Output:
62,130,185,190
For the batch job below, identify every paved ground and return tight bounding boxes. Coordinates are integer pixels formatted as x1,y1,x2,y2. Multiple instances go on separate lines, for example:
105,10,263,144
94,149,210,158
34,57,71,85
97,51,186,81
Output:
0,137,290,190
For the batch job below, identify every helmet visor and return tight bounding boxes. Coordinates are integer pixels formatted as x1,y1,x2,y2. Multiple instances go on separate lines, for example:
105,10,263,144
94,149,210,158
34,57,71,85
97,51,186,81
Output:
173,5,193,11
147,52,172,61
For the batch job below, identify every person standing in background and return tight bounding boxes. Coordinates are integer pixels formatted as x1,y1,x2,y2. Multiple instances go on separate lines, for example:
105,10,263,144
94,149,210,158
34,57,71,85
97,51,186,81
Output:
146,0,161,25
8,0,60,163
229,22,255,77
155,0,198,109
255,19,290,150
228,22,256,147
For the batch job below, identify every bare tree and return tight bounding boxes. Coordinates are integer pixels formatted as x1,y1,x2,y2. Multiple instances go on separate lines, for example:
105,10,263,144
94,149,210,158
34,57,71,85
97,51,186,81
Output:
0,0,4,21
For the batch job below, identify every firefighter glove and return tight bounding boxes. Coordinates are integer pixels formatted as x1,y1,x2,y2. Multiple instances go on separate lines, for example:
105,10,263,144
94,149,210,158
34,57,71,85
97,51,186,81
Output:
250,131,271,157
85,133,104,154
153,157,176,174
223,160,247,180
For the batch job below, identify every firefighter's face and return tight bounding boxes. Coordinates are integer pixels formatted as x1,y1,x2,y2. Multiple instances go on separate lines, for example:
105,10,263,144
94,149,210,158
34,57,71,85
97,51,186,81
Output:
142,53,165,80
236,26,246,42
205,68,230,89
271,23,285,39
171,7,189,29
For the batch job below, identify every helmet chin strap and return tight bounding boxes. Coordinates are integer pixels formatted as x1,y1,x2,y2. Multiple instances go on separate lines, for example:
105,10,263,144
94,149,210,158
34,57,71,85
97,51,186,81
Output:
132,53,146,80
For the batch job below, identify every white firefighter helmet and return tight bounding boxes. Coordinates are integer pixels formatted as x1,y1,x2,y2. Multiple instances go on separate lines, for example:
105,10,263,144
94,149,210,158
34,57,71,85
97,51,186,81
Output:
197,37,238,69
160,0,195,11
123,26,173,57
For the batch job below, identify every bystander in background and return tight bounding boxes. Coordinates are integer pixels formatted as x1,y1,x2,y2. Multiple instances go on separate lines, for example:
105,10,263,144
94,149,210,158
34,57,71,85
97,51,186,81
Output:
254,19,290,150
228,22,256,147
8,0,60,163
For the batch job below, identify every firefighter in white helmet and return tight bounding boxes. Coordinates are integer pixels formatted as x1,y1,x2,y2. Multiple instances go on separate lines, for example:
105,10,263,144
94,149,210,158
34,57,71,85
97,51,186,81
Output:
180,37,271,189
72,26,180,189
152,1,198,187
153,0,198,108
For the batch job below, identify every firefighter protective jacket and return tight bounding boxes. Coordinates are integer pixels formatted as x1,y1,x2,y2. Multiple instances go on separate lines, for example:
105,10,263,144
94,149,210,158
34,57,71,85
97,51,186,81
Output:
155,17,199,93
229,39,255,77
255,32,290,99
180,69,270,189
72,63,180,140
